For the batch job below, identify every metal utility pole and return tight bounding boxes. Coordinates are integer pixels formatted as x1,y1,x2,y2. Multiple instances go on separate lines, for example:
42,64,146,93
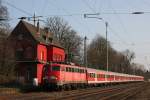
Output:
32,13,43,26
84,13,109,72
84,36,87,67
18,13,43,26
84,36,88,85
105,22,109,72
33,12,36,26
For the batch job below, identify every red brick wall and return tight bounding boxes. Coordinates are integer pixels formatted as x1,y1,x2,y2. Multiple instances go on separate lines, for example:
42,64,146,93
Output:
47,46,65,62
37,44,47,62
37,64,44,84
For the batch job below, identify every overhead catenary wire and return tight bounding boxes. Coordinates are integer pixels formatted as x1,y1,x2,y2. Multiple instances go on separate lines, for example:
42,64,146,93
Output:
48,0,94,35
107,25,131,46
107,0,134,45
81,0,97,13
3,1,32,16
3,1,150,21
81,0,131,46
3,0,150,48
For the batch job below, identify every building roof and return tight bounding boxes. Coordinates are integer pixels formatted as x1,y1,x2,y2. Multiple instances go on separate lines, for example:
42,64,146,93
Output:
9,20,64,48
20,20,52,44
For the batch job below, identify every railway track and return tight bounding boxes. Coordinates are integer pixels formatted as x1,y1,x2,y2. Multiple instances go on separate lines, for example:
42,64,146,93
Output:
55,82,144,100
100,83,146,100
0,82,145,100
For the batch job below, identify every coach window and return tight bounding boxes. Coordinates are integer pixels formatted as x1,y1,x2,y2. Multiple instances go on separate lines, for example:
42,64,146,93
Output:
81,69,83,73
99,74,101,78
80,69,82,73
100,74,101,78
69,67,71,72
77,68,80,73
89,73,91,77
72,68,74,72
106,75,108,78
102,75,105,78
79,69,80,73
75,68,78,72
92,73,95,78
90,73,93,77
78,69,80,73
66,67,69,72
82,69,84,73
93,73,96,78
92,73,94,78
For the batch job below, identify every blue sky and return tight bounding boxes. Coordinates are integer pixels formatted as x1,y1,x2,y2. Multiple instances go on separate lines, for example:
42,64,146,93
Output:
3,0,150,70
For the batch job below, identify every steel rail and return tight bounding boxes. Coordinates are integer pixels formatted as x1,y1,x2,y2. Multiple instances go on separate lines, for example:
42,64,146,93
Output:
55,83,143,100
100,83,146,100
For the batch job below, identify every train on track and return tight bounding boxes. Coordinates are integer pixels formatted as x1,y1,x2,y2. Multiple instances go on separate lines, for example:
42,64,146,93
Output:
41,63,144,89
8,20,144,90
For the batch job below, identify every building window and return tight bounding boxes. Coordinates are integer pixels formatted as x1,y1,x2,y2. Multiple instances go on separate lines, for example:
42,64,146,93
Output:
24,46,33,59
40,51,44,60
16,50,24,60
15,42,24,60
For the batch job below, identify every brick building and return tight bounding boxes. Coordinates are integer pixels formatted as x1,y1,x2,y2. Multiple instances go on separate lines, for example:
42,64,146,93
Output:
8,20,65,86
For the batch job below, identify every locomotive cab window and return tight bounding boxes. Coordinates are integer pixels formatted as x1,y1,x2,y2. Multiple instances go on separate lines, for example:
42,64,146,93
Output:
52,66,60,71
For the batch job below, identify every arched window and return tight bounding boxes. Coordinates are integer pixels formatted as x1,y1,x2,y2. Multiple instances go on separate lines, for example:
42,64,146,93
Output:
40,51,45,61
24,46,34,59
15,42,24,60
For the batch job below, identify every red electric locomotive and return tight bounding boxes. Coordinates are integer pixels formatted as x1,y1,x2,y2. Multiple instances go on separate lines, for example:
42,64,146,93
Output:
42,63,87,89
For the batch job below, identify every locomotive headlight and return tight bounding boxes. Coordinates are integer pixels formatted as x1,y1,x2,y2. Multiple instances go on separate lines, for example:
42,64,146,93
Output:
33,78,38,86
50,76,57,80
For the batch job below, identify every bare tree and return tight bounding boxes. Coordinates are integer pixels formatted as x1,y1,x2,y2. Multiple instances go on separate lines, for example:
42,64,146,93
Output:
0,1,16,84
45,17,82,63
87,35,111,70
0,0,9,35
121,49,135,73
87,35,139,74
0,0,9,74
